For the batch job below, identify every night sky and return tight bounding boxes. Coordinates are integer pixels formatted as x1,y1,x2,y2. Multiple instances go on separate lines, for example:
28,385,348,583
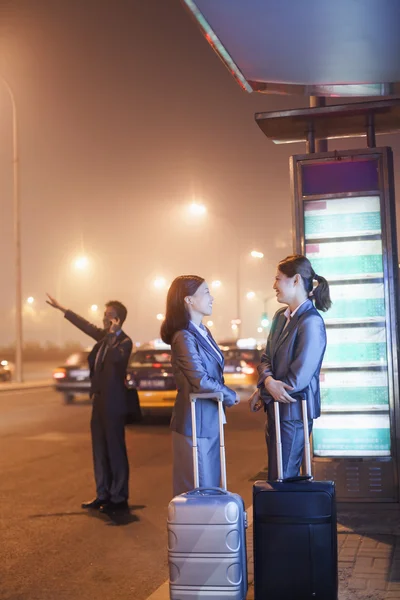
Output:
0,0,399,346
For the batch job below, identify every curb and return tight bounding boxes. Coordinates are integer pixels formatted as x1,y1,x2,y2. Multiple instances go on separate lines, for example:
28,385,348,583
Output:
0,380,53,392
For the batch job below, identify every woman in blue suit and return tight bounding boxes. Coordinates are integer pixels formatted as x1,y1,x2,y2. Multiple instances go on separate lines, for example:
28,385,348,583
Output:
161,275,238,496
252,255,332,480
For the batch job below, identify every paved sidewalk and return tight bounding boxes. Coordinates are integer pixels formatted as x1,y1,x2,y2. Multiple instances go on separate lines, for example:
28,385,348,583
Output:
247,504,400,600
0,379,52,392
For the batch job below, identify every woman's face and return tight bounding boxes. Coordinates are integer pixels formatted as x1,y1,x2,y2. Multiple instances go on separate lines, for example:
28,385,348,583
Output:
273,269,297,305
187,281,214,316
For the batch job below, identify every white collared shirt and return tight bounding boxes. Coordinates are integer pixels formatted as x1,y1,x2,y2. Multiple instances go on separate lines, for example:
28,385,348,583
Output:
283,299,309,329
191,321,223,362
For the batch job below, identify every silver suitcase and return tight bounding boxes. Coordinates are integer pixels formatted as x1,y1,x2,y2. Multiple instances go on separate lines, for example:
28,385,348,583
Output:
168,392,248,600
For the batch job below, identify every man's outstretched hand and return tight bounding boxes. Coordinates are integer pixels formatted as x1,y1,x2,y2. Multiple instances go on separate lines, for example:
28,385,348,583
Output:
46,293,67,314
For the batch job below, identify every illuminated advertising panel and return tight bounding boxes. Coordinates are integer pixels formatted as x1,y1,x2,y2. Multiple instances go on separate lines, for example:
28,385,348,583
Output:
304,195,392,458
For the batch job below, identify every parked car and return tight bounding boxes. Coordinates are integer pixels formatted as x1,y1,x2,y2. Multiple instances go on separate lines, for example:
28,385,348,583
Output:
125,342,175,415
220,340,263,389
0,359,14,382
53,350,91,404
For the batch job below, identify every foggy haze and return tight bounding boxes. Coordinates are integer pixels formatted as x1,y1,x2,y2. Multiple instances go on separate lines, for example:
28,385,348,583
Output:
0,0,399,348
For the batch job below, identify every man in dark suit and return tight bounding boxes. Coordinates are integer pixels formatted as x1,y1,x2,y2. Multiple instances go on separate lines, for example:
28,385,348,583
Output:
47,294,133,513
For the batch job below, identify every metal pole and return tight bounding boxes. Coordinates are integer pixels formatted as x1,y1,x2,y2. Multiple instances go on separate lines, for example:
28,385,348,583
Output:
2,77,23,382
306,123,315,154
236,251,241,339
366,113,376,148
310,96,328,153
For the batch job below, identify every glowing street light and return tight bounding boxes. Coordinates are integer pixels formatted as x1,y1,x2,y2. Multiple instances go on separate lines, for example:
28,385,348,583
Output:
211,280,222,289
207,320,214,328
73,256,89,270
156,313,165,321
26,296,34,305
251,250,264,259
257,327,263,333
153,277,166,289
246,291,256,300
188,202,207,217
231,323,238,331
90,304,98,313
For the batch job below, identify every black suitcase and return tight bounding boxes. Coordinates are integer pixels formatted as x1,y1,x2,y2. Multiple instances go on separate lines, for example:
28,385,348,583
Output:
253,397,338,600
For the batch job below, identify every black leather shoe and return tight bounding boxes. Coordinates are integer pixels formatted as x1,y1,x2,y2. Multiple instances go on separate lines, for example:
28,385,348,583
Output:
99,500,129,514
81,498,108,510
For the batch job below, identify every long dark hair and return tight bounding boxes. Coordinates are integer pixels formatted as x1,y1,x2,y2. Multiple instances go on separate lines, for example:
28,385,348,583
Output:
160,275,205,344
278,255,332,312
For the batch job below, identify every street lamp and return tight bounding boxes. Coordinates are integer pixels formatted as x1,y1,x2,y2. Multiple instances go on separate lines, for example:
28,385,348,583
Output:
211,280,222,289
250,250,264,259
153,277,167,289
26,296,34,305
188,202,207,217
156,313,164,321
90,304,98,313
74,256,89,270
246,291,256,300
1,76,22,381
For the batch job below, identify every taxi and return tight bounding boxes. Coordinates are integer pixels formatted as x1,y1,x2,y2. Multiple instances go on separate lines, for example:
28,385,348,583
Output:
125,340,176,414
220,338,265,390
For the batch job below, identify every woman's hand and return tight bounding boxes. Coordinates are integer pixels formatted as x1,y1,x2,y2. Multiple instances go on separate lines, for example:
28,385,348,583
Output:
264,377,296,403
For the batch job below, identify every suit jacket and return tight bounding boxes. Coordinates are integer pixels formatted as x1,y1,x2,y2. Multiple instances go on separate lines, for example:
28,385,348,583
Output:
64,310,133,417
257,299,326,421
170,321,236,438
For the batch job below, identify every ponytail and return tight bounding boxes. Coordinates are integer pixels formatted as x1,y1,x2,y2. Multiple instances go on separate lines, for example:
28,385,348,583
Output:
312,274,332,312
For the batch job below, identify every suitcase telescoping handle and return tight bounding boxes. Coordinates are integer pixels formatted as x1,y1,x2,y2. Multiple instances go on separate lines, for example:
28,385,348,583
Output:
190,392,227,491
274,395,312,482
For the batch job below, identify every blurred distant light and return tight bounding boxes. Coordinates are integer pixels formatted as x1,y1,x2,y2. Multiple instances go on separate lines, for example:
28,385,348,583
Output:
251,250,264,259
207,320,214,327
1,360,8,366
74,256,89,270
231,323,238,331
26,296,34,304
189,202,207,217
246,291,256,300
237,337,256,349
231,318,242,325
257,327,263,333
261,317,269,328
153,277,166,289
211,280,221,289
156,313,165,321
91,304,98,313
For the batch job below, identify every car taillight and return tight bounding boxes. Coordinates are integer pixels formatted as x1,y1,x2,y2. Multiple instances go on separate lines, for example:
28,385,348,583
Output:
152,363,162,368
53,369,66,379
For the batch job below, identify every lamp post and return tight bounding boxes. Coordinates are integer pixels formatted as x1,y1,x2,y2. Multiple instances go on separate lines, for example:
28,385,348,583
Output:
1,76,22,382
187,202,265,338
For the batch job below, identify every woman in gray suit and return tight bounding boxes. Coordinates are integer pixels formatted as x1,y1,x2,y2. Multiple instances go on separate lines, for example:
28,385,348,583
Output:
252,255,332,480
161,275,238,496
